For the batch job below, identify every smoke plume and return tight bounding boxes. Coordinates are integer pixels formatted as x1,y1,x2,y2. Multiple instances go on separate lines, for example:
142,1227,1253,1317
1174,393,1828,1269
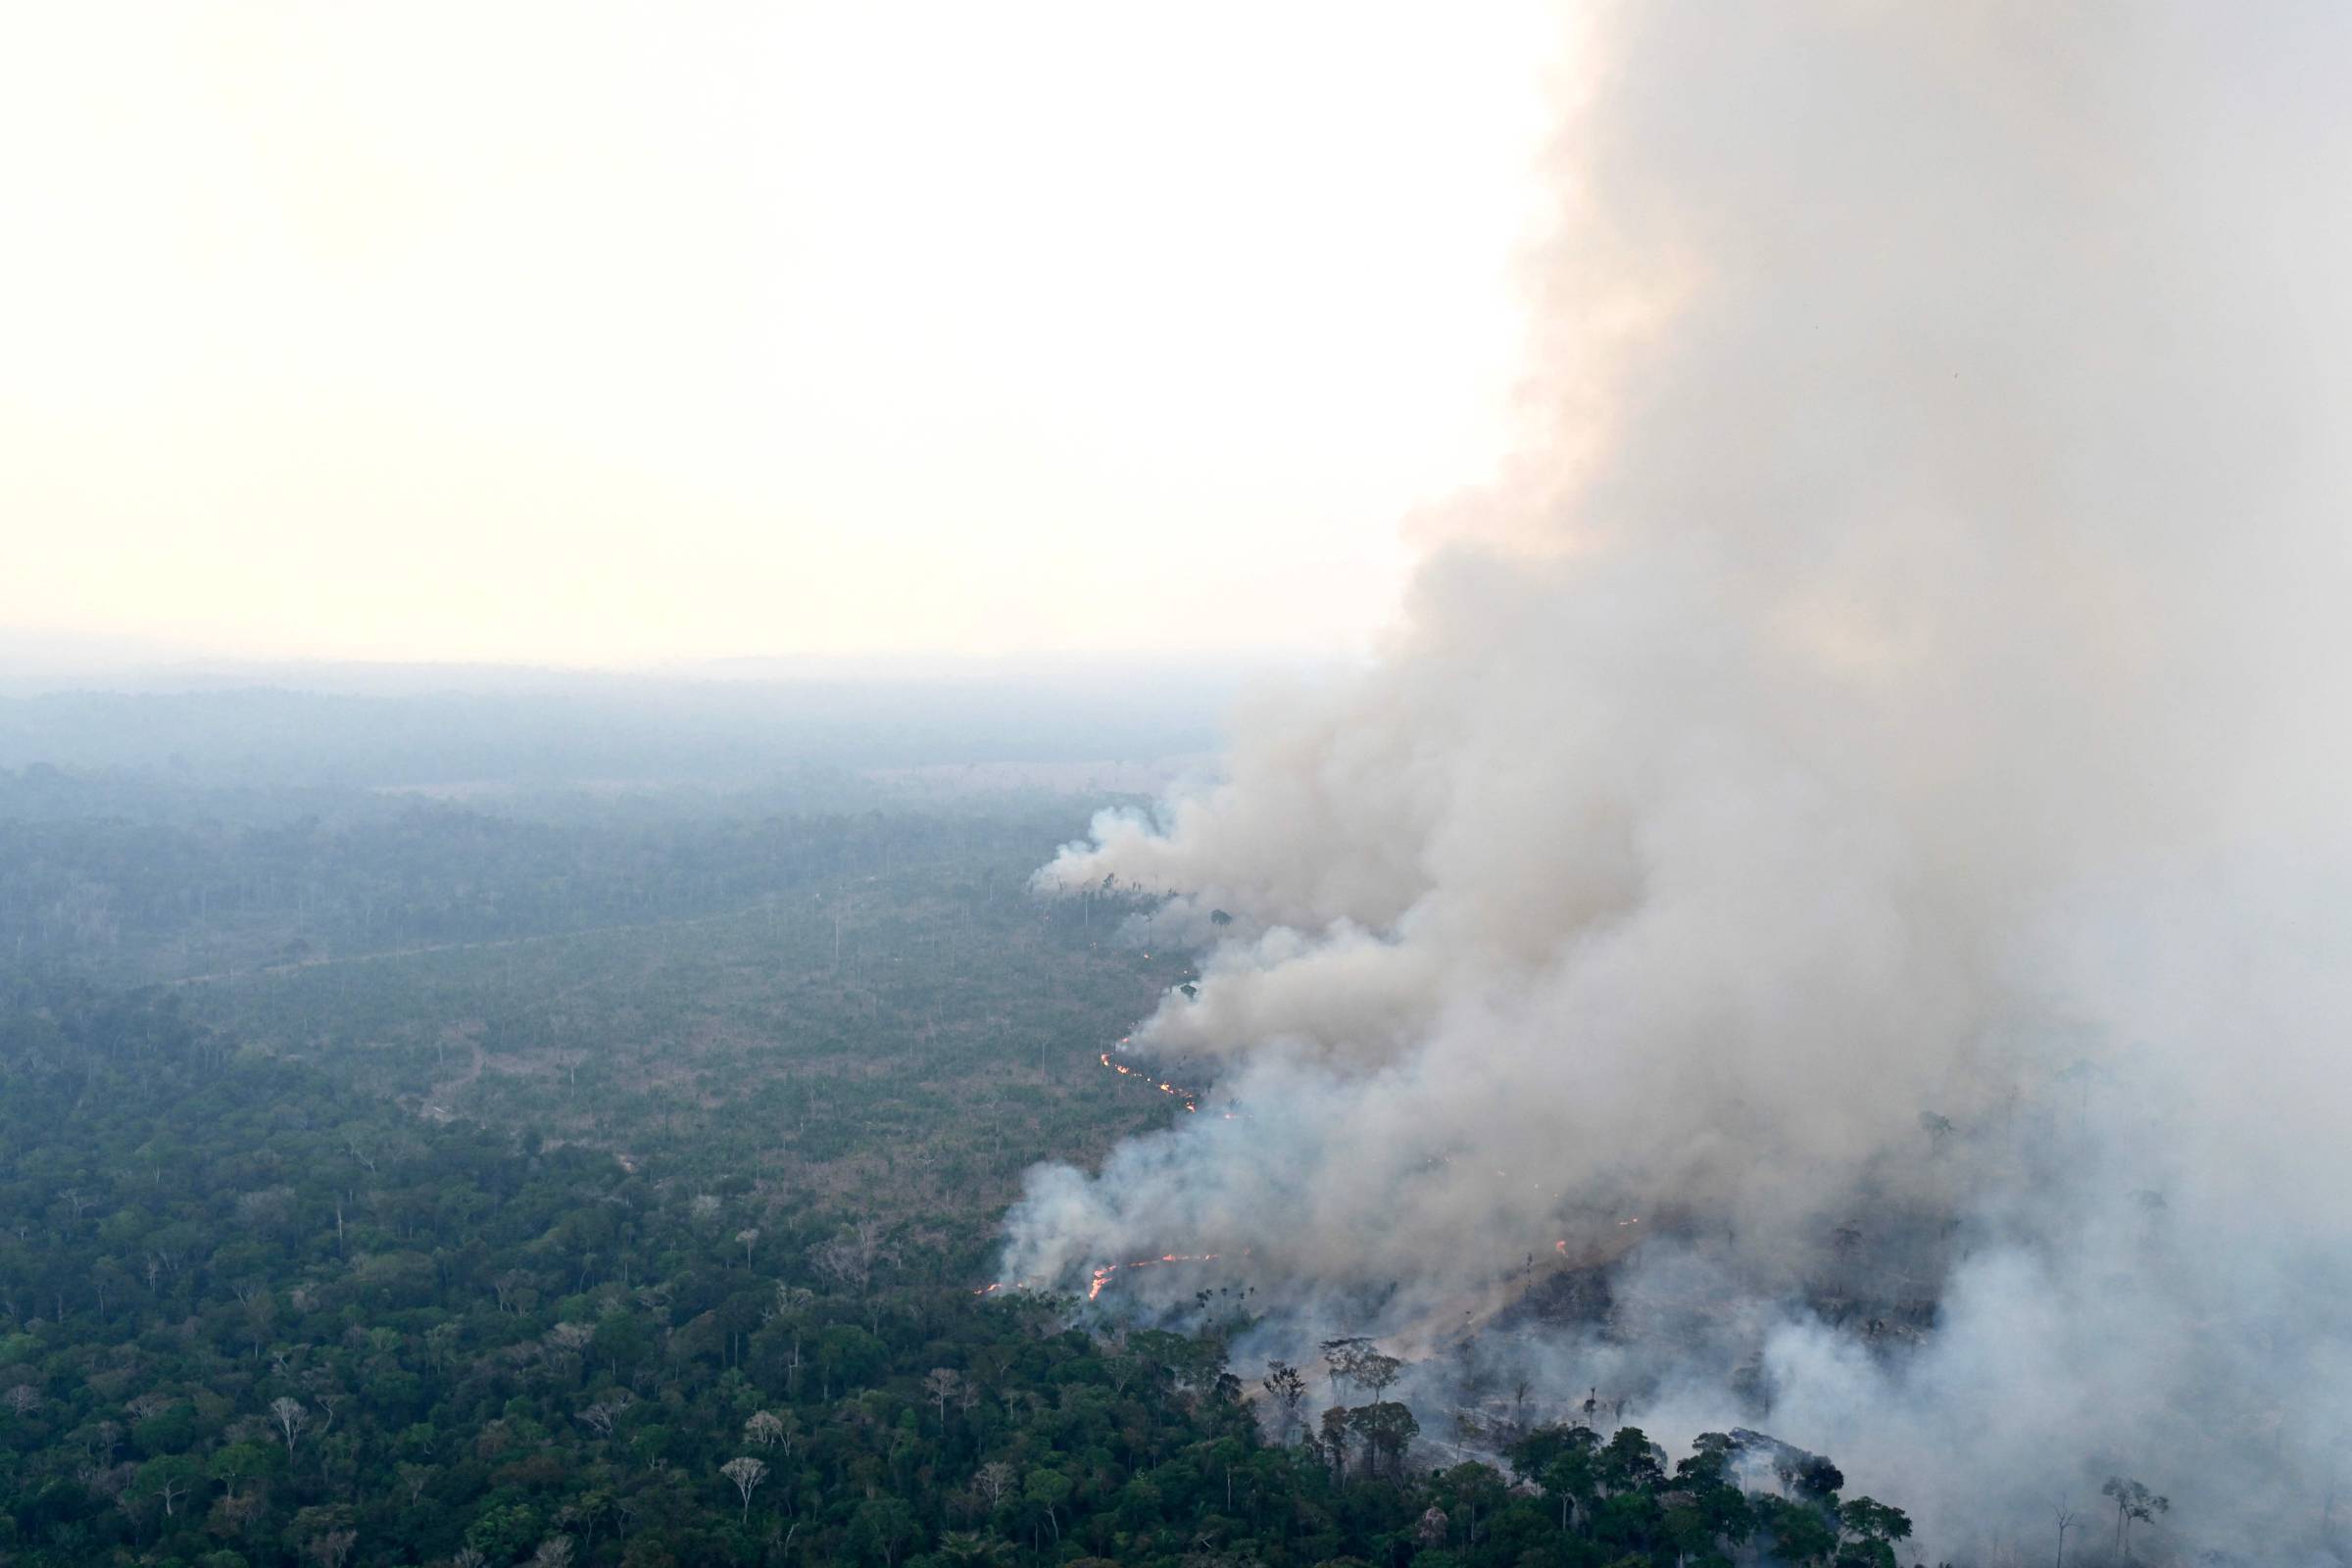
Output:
1007,6,2352,1558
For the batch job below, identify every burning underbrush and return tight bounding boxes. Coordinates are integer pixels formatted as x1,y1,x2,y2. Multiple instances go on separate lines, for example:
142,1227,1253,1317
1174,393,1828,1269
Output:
1007,1041,1974,1377
1096,1038,1240,1120
994,1173,2009,1496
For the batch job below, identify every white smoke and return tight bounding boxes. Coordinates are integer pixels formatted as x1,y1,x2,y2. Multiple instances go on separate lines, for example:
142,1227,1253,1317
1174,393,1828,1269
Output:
1005,5,2352,1558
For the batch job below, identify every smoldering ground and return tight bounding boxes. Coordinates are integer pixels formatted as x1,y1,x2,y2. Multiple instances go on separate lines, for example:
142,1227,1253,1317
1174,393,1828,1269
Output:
1004,4,2352,1561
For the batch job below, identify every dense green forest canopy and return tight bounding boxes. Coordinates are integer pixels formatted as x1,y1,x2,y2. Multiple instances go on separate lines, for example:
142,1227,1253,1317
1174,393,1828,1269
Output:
0,977,1917,1568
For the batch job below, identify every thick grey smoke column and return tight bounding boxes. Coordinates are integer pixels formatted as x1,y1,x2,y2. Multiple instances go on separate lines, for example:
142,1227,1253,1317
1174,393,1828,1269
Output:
1009,5,2352,1555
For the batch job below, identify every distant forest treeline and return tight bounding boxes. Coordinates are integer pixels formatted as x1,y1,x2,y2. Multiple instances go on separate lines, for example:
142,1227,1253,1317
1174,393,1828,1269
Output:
0,766,1096,984
0,677,1227,787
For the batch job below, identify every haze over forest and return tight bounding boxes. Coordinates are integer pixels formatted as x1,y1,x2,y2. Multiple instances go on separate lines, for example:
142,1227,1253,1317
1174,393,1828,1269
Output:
8,5,2352,1568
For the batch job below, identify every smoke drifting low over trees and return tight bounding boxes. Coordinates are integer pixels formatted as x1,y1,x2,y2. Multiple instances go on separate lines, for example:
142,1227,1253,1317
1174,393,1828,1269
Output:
1008,4,2352,1558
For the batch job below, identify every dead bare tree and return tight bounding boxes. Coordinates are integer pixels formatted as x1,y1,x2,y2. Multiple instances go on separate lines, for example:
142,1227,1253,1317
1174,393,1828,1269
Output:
151,1464,193,1518
924,1369,964,1430
578,1397,631,1439
719,1456,767,1524
972,1460,1016,1511
811,1220,892,1296
268,1396,310,1457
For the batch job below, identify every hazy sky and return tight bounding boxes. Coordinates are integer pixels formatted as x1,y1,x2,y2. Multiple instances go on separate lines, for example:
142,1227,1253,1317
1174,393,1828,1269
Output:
1,3,1556,669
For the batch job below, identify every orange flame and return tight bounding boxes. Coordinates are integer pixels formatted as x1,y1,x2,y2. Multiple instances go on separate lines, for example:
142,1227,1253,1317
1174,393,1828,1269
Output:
1086,1251,1222,1302
1098,1042,1205,1114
